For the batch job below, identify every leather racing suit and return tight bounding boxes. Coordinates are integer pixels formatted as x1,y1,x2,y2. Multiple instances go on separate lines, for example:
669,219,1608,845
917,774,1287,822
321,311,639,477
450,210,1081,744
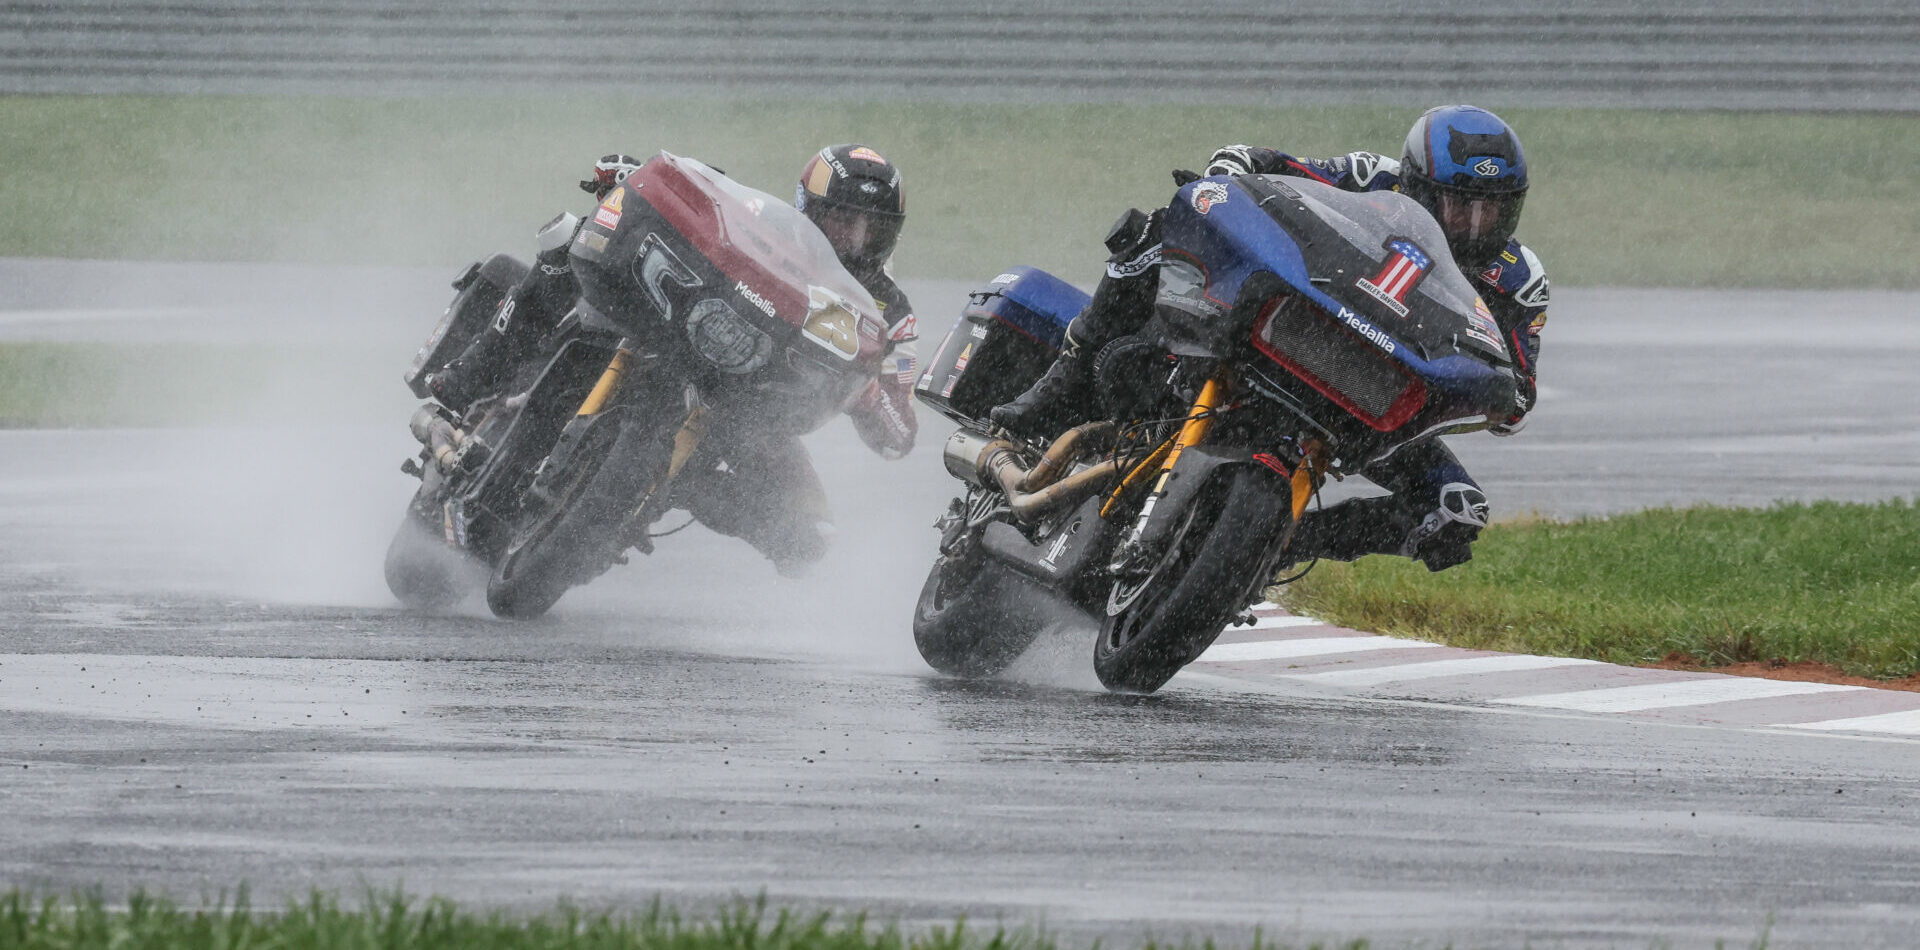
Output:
1055,147,1550,571
426,163,920,576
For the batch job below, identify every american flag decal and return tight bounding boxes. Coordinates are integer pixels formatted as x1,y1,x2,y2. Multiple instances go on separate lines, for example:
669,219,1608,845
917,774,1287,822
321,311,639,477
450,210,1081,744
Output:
1355,239,1431,318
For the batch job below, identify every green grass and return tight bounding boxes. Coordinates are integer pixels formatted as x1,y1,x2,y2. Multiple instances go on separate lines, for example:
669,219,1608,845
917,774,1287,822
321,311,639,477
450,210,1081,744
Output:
0,888,1779,950
0,889,1385,950
1277,500,1920,680
0,342,396,427
4,95,1918,287
0,343,268,427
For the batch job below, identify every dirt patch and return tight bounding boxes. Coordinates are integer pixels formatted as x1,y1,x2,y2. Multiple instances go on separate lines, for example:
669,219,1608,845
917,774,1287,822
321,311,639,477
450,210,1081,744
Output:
1652,653,1920,693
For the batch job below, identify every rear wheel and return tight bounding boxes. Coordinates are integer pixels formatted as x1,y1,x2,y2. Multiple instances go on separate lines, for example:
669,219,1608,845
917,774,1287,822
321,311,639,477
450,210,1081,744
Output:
486,416,662,619
913,546,1046,678
1094,468,1291,694
384,508,472,611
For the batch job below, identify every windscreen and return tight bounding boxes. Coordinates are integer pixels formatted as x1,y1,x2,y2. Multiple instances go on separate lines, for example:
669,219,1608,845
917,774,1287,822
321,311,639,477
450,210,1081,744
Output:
677,158,879,317
1266,178,1507,364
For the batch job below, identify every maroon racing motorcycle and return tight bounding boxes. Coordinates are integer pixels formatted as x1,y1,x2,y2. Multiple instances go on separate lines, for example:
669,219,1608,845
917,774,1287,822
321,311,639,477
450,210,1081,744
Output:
386,153,890,618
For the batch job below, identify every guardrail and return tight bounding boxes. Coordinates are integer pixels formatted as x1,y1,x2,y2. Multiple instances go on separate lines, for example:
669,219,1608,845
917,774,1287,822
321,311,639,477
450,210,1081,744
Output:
4,0,1917,110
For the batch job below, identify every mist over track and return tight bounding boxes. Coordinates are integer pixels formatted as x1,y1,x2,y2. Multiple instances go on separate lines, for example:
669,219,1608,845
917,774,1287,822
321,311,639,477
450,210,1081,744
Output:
4,0,1918,111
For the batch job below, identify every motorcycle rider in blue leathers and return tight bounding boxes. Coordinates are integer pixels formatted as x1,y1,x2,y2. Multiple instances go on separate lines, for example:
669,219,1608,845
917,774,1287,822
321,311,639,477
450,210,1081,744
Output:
991,105,1550,571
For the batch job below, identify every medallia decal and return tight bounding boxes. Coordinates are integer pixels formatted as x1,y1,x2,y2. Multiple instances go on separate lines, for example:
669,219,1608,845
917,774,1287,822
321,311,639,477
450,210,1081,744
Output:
1354,239,1431,318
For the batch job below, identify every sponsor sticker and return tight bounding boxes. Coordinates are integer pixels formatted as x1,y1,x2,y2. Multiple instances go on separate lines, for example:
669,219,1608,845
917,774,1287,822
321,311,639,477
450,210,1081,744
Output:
991,272,1022,285
849,146,887,165
735,280,777,319
954,341,973,373
888,313,917,341
744,197,764,216
592,189,623,230
1473,158,1502,177
1479,263,1504,284
1335,307,1396,355
1354,239,1431,318
1191,182,1229,214
1465,297,1506,352
578,231,609,252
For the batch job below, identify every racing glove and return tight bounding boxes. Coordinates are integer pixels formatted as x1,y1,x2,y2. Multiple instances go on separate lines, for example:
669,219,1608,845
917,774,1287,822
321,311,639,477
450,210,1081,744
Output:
1205,145,1258,177
846,377,917,461
1491,373,1536,437
579,153,644,199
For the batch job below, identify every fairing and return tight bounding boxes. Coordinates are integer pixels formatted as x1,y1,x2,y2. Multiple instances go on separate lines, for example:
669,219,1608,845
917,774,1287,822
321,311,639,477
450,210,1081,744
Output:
1151,174,1518,459
567,152,888,434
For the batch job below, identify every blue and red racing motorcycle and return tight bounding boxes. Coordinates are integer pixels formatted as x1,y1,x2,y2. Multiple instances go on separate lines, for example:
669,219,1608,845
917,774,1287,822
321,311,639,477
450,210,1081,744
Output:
910,174,1521,693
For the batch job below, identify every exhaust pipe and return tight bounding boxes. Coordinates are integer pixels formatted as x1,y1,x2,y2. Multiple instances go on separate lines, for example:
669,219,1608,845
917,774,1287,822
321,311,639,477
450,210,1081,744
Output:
942,422,1129,521
409,404,467,472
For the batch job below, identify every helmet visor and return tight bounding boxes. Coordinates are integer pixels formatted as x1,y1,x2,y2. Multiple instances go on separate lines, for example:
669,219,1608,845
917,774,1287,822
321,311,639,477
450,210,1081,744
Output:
810,202,903,268
1428,186,1526,263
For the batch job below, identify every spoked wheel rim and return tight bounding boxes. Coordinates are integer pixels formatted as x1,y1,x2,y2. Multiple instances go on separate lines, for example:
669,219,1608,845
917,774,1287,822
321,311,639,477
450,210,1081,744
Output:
1101,502,1204,656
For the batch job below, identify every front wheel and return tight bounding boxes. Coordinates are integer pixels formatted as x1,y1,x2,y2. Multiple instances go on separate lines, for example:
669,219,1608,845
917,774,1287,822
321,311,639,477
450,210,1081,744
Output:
486,416,662,619
1094,467,1292,694
913,547,1046,678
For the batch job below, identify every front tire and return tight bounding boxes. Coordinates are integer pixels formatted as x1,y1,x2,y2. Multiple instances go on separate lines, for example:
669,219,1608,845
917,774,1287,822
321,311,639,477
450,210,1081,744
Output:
913,548,1045,678
486,416,662,619
1094,467,1291,694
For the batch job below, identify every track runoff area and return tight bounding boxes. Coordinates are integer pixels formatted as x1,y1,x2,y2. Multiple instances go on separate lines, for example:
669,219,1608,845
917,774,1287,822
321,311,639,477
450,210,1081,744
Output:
1195,605,1920,739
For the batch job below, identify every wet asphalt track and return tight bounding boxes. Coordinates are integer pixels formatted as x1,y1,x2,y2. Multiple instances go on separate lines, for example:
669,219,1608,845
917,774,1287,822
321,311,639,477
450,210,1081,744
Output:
4,261,1920,948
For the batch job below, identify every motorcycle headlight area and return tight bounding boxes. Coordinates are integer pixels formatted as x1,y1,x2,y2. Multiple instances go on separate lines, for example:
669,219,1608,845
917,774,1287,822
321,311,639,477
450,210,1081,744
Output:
684,296,774,373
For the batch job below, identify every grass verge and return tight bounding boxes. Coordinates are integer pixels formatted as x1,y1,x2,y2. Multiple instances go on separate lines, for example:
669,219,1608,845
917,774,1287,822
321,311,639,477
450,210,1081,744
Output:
0,342,396,428
0,889,1388,950
1276,501,1920,681
5,95,1918,287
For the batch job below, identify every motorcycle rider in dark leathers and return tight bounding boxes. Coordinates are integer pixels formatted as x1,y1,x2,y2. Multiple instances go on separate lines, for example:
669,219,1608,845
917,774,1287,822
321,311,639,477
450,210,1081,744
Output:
991,105,1550,572
424,145,920,576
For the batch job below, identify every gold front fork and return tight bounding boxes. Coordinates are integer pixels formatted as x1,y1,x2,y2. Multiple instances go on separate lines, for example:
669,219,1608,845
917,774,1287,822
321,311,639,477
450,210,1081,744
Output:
1120,373,1228,543
575,347,633,416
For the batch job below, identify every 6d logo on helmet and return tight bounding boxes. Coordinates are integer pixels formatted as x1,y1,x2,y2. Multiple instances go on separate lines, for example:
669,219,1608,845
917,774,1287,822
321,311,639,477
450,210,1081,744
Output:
1473,158,1501,177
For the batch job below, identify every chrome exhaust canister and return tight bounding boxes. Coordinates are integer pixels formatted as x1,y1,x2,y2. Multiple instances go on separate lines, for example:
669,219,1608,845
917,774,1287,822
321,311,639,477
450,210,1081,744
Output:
942,429,1007,487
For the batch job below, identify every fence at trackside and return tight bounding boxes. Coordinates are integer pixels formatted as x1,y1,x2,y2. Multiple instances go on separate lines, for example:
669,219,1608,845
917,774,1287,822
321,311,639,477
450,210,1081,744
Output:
3,0,1918,111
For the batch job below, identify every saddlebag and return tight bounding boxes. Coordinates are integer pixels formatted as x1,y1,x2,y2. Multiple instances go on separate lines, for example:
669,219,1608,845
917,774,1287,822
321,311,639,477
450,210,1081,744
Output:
914,266,1090,427
405,253,531,398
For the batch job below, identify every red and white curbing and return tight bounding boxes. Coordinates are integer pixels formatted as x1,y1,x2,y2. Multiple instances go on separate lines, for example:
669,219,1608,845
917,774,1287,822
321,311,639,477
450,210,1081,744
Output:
1188,604,1920,739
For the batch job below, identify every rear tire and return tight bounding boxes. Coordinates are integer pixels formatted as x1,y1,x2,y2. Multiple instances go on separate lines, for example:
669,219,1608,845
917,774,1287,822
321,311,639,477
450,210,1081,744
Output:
486,417,662,619
384,510,472,611
1093,467,1291,694
912,547,1046,678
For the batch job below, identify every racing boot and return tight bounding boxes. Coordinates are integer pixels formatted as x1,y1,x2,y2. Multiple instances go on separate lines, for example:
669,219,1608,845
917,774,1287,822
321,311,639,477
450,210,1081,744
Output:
426,215,580,412
988,345,1093,440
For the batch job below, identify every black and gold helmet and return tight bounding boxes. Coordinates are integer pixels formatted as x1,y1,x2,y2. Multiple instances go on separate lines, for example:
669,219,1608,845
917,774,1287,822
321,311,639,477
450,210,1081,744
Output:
795,144,905,269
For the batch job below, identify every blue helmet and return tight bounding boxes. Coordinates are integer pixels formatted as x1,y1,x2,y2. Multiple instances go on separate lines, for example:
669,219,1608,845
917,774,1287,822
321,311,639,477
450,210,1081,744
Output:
1399,105,1529,266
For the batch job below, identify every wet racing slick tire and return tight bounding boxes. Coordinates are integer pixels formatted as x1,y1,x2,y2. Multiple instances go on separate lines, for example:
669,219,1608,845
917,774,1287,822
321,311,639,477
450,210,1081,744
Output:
384,508,472,611
486,416,660,619
913,548,1046,678
1094,467,1291,694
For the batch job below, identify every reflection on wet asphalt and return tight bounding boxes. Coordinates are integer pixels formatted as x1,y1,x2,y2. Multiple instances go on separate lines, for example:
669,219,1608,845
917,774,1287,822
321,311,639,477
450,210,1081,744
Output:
3,268,1920,948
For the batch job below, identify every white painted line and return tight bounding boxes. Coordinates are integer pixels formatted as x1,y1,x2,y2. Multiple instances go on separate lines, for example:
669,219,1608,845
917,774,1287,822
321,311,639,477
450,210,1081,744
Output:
1287,653,1603,687
1196,636,1441,664
1781,708,1920,736
1243,614,1324,631
1495,677,1864,713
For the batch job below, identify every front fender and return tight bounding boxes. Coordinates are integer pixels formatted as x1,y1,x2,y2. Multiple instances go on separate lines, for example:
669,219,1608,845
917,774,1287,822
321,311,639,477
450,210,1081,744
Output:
1129,444,1293,556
